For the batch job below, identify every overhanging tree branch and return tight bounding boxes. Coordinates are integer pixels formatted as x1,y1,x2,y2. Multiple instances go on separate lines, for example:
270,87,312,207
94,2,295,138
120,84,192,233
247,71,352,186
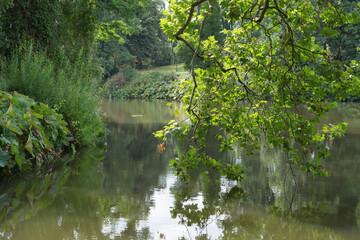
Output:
173,0,207,39
187,0,212,112
255,0,270,23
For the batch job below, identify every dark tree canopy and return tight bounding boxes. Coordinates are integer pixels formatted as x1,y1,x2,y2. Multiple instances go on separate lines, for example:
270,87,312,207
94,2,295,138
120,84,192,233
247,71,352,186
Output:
0,0,147,59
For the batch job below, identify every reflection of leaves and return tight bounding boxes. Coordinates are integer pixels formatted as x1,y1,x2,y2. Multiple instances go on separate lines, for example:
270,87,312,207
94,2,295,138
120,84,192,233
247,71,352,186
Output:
171,182,243,230
268,201,329,225
355,199,360,229
0,193,10,212
222,185,247,202
171,201,215,228
0,157,72,231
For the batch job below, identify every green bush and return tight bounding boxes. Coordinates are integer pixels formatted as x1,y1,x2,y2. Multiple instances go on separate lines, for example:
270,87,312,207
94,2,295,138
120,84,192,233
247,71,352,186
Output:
120,68,138,82
0,44,104,146
0,91,71,174
111,71,180,99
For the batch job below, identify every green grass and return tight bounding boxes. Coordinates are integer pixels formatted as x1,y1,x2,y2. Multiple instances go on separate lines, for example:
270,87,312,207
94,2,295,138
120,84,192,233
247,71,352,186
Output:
138,63,189,79
139,63,185,72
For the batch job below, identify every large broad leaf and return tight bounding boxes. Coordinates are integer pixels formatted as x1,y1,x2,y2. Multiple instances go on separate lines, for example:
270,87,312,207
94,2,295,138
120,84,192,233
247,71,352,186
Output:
0,148,11,167
6,119,23,135
5,104,16,118
25,135,33,156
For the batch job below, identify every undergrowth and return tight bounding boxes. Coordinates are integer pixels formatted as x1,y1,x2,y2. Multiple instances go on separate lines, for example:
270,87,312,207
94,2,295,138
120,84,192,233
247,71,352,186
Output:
110,71,181,99
0,91,71,175
0,44,104,146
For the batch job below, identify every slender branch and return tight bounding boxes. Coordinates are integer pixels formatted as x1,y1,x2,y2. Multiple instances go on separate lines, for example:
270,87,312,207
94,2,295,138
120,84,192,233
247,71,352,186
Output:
218,64,256,98
173,0,207,39
255,0,270,23
294,44,330,58
187,2,211,112
273,0,293,51
242,1,259,21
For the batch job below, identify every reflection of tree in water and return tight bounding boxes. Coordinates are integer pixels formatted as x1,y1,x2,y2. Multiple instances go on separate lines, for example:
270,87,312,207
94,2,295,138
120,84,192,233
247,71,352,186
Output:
45,121,173,239
0,146,108,240
170,172,223,240
3,103,360,239
0,156,75,239
170,172,344,239
170,128,360,239
356,200,360,230
0,120,173,239
99,122,173,239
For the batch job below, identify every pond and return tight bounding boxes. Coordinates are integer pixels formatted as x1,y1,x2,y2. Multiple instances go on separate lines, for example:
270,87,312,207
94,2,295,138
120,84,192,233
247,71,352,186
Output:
1,100,360,239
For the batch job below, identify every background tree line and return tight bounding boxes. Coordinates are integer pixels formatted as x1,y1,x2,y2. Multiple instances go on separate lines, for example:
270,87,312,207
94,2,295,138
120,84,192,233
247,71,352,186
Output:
0,0,172,78
0,0,358,82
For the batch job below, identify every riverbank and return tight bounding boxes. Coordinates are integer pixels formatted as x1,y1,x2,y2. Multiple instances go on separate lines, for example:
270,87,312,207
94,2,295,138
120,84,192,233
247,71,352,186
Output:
0,44,104,176
0,91,71,176
105,64,189,100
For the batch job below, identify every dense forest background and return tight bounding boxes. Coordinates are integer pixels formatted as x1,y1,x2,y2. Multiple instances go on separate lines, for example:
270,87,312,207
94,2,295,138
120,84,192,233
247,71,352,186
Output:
0,0,172,75
1,0,358,90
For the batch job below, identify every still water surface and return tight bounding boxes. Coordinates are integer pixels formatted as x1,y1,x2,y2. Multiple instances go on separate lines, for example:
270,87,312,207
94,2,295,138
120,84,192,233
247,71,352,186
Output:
1,100,360,239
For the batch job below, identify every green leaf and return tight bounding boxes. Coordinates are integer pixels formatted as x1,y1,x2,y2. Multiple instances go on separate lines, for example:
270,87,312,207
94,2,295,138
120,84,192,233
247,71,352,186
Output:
0,148,11,167
320,27,339,37
25,135,33,156
52,129,58,141
5,120,22,135
14,153,22,169
6,104,16,118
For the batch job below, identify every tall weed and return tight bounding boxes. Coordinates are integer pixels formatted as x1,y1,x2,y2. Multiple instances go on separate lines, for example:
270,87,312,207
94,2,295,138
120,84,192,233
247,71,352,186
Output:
0,44,104,146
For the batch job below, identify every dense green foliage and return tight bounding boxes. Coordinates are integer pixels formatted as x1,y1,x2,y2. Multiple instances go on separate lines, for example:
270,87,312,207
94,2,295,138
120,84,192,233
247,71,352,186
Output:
0,45,104,146
0,0,146,58
111,71,179,99
0,0,95,57
123,0,172,69
97,0,172,80
174,0,226,71
156,0,360,181
0,91,70,174
316,0,360,64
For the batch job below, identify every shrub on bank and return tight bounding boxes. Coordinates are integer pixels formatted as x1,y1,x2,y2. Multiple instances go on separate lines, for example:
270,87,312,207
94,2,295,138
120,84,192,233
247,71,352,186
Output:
0,91,71,175
111,71,180,99
0,44,104,146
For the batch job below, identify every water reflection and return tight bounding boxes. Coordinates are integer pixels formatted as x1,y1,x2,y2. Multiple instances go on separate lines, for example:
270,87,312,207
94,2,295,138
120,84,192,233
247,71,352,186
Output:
0,101,360,239
0,157,72,238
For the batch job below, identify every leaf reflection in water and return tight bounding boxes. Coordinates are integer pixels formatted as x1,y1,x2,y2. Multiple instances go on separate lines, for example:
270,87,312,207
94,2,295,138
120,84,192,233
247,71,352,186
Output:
0,145,104,239
169,173,345,240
